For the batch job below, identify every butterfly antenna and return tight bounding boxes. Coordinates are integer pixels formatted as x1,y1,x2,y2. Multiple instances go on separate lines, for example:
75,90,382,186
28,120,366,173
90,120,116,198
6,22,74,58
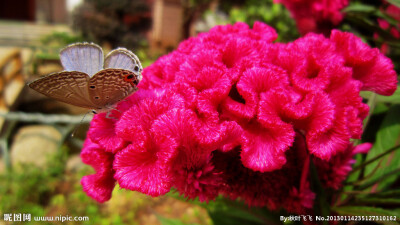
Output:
71,111,91,137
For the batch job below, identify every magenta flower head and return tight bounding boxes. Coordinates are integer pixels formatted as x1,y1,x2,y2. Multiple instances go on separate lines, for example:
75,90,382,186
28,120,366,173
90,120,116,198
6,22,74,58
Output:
81,22,397,213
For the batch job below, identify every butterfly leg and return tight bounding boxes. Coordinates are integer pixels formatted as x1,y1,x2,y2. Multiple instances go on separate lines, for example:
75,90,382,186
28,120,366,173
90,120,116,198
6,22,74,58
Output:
105,111,118,120
112,107,122,113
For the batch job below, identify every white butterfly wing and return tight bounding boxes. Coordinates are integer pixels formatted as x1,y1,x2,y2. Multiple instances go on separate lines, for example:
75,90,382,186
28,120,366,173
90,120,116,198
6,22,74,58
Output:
60,42,104,77
104,48,143,81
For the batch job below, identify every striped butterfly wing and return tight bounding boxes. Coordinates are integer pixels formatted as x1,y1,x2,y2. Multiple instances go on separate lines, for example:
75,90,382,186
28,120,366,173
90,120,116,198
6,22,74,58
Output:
88,68,139,108
28,71,97,109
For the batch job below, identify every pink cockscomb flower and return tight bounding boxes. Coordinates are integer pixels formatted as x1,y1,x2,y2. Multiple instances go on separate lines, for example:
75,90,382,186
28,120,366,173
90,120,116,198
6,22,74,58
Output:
82,21,397,212
274,0,349,35
80,138,115,203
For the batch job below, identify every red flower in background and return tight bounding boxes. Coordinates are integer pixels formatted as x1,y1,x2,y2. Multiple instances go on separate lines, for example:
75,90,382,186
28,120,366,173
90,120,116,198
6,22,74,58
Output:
81,22,397,213
375,2,400,54
379,2,400,39
274,0,349,35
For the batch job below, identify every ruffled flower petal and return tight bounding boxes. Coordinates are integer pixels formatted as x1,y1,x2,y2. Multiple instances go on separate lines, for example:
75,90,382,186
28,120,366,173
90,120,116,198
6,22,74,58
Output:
80,138,115,203
331,30,398,95
87,114,127,153
113,130,177,196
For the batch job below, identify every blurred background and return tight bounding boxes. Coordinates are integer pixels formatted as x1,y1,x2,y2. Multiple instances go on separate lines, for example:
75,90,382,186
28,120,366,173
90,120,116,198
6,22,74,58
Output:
0,0,399,224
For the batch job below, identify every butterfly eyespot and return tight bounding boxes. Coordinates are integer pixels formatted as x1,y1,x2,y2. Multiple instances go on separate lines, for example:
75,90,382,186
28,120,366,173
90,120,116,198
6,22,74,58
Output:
134,66,139,72
106,96,109,99
127,75,134,80
90,85,96,89
94,96,100,99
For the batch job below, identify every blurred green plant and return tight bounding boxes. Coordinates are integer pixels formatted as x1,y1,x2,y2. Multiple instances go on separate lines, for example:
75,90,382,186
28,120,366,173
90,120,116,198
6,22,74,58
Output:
0,146,67,216
223,0,299,42
40,32,86,48
0,145,138,225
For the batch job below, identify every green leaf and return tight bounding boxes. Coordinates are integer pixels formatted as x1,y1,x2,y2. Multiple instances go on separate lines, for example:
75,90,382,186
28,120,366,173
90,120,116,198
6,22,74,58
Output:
343,3,376,13
344,189,400,200
386,0,400,8
358,168,400,190
354,197,400,205
333,206,400,225
350,144,400,176
373,103,390,115
206,198,267,225
365,104,400,191
157,215,200,225
360,86,400,104
367,189,400,198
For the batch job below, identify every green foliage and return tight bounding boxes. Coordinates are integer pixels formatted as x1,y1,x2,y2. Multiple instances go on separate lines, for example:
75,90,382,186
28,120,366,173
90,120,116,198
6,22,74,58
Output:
361,88,400,105
0,146,113,224
134,49,158,68
356,86,400,194
226,0,299,42
40,32,86,47
157,214,201,225
364,104,400,191
0,147,66,214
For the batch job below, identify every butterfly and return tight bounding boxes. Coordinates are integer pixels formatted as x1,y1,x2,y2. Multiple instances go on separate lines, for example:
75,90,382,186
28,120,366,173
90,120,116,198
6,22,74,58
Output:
29,42,142,115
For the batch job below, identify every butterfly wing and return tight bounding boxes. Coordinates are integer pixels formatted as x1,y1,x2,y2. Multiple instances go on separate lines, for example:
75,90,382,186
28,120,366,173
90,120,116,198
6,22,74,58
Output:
88,68,138,108
104,48,143,82
28,71,97,109
60,42,104,77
